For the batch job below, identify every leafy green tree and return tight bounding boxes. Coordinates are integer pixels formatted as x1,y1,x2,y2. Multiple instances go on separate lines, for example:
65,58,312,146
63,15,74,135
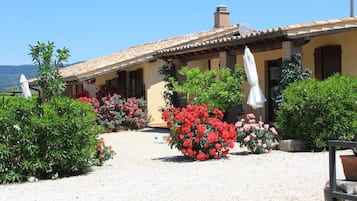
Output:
279,53,311,90
29,41,70,102
170,66,244,112
158,61,179,108
274,53,312,108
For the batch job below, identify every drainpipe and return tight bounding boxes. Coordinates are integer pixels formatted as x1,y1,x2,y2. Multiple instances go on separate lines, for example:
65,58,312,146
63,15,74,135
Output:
351,0,355,17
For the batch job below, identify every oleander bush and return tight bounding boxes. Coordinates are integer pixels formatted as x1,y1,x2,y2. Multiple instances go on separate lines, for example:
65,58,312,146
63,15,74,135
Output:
275,74,357,151
95,94,151,131
162,104,236,161
0,97,102,184
235,113,279,154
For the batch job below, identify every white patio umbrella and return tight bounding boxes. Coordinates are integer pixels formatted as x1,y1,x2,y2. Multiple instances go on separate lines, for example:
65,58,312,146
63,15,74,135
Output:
243,46,266,109
20,74,32,99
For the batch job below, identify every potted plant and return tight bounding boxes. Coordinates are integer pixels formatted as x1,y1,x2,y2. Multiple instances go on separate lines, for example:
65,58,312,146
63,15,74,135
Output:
340,146,357,181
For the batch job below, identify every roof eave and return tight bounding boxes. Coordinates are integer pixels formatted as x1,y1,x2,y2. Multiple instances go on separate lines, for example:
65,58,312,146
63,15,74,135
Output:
157,30,285,59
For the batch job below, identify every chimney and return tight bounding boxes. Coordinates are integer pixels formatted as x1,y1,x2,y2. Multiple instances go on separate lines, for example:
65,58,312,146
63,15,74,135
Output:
214,5,230,28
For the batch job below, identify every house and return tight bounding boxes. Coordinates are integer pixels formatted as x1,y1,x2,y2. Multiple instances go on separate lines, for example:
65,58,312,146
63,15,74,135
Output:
60,5,357,126
59,6,243,127
156,15,357,122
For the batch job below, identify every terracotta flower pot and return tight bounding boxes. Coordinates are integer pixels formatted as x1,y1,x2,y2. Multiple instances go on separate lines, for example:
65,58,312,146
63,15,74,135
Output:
340,155,357,181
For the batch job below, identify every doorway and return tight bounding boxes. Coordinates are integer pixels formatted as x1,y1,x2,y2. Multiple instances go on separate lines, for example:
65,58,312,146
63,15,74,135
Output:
267,59,282,122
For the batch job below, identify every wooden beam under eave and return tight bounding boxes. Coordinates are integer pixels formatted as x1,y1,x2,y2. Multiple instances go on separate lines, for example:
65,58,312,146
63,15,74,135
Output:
229,39,283,55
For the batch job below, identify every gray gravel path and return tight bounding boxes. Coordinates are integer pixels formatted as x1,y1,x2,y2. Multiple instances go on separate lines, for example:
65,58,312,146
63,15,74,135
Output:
0,128,348,201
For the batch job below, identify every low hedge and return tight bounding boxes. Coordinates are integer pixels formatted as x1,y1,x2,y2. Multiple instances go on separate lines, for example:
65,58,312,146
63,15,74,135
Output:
0,97,102,183
275,74,357,151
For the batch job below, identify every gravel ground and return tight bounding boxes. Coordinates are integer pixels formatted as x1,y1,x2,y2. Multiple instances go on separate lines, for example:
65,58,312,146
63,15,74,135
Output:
0,128,349,201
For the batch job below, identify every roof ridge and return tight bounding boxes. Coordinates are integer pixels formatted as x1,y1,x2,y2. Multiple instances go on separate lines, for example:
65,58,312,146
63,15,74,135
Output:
279,16,357,31
59,24,240,80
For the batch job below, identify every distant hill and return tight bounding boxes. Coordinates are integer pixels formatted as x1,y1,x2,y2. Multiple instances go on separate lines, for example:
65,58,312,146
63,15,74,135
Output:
0,62,83,92
0,65,38,91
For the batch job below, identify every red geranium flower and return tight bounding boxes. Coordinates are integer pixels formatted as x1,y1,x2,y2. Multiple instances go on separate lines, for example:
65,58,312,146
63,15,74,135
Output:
162,104,236,161
196,152,208,161
207,131,218,144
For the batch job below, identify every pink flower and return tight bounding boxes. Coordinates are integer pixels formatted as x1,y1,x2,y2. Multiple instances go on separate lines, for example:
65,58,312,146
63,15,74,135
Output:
243,136,251,143
264,124,269,130
235,121,243,128
270,127,278,135
246,113,255,119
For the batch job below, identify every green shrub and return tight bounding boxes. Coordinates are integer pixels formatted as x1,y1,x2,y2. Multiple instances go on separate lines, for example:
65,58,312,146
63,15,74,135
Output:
170,65,244,113
0,97,39,183
275,74,357,150
0,97,101,183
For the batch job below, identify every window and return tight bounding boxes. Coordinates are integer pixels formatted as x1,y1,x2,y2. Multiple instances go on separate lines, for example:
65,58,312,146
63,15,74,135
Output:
314,45,341,80
129,68,144,98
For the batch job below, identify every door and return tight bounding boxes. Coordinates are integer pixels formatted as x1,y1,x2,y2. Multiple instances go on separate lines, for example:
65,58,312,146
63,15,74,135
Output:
267,59,282,122
118,71,127,97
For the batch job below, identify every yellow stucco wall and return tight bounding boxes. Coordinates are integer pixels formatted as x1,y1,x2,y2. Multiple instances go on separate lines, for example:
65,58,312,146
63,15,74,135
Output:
144,60,167,126
187,60,209,71
236,49,282,121
302,30,357,76
94,62,167,127
96,72,118,88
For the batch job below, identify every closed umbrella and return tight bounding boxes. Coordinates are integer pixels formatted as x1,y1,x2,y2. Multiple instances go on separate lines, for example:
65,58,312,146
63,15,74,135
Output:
20,74,32,99
243,46,266,109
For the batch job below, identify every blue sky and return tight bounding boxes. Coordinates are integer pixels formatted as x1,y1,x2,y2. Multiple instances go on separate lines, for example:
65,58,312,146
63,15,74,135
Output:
0,0,354,65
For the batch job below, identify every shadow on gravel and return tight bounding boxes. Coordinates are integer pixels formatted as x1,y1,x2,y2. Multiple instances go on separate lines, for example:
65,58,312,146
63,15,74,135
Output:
140,127,169,134
230,151,251,156
152,155,194,163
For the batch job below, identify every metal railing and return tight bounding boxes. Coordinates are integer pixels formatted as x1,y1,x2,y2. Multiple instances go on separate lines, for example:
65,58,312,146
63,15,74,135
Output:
329,140,357,201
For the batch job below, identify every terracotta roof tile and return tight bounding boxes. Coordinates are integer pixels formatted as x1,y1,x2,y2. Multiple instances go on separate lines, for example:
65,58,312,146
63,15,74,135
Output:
157,17,357,56
60,24,240,81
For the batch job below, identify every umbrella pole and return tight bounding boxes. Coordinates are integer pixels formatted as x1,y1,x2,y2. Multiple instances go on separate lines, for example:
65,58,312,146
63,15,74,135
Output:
258,108,262,122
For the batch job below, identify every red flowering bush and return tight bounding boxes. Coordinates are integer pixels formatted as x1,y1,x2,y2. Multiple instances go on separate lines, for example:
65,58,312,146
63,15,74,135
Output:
121,97,152,129
78,97,100,113
162,105,236,161
72,89,90,98
96,85,120,100
235,113,279,154
95,94,151,131
96,94,125,131
94,137,116,166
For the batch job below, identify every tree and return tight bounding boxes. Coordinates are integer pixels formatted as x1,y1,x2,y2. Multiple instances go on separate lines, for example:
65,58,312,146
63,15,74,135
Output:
170,65,244,113
158,61,179,108
279,53,311,90
29,41,70,102
274,53,312,108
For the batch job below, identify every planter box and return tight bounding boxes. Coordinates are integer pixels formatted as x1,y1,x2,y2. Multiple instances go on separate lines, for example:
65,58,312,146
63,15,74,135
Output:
279,139,307,152
340,155,357,181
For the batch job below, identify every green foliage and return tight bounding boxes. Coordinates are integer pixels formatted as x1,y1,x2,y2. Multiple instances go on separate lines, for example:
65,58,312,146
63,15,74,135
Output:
29,41,70,102
279,53,311,90
0,97,102,183
275,74,357,151
158,61,179,108
170,66,244,112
